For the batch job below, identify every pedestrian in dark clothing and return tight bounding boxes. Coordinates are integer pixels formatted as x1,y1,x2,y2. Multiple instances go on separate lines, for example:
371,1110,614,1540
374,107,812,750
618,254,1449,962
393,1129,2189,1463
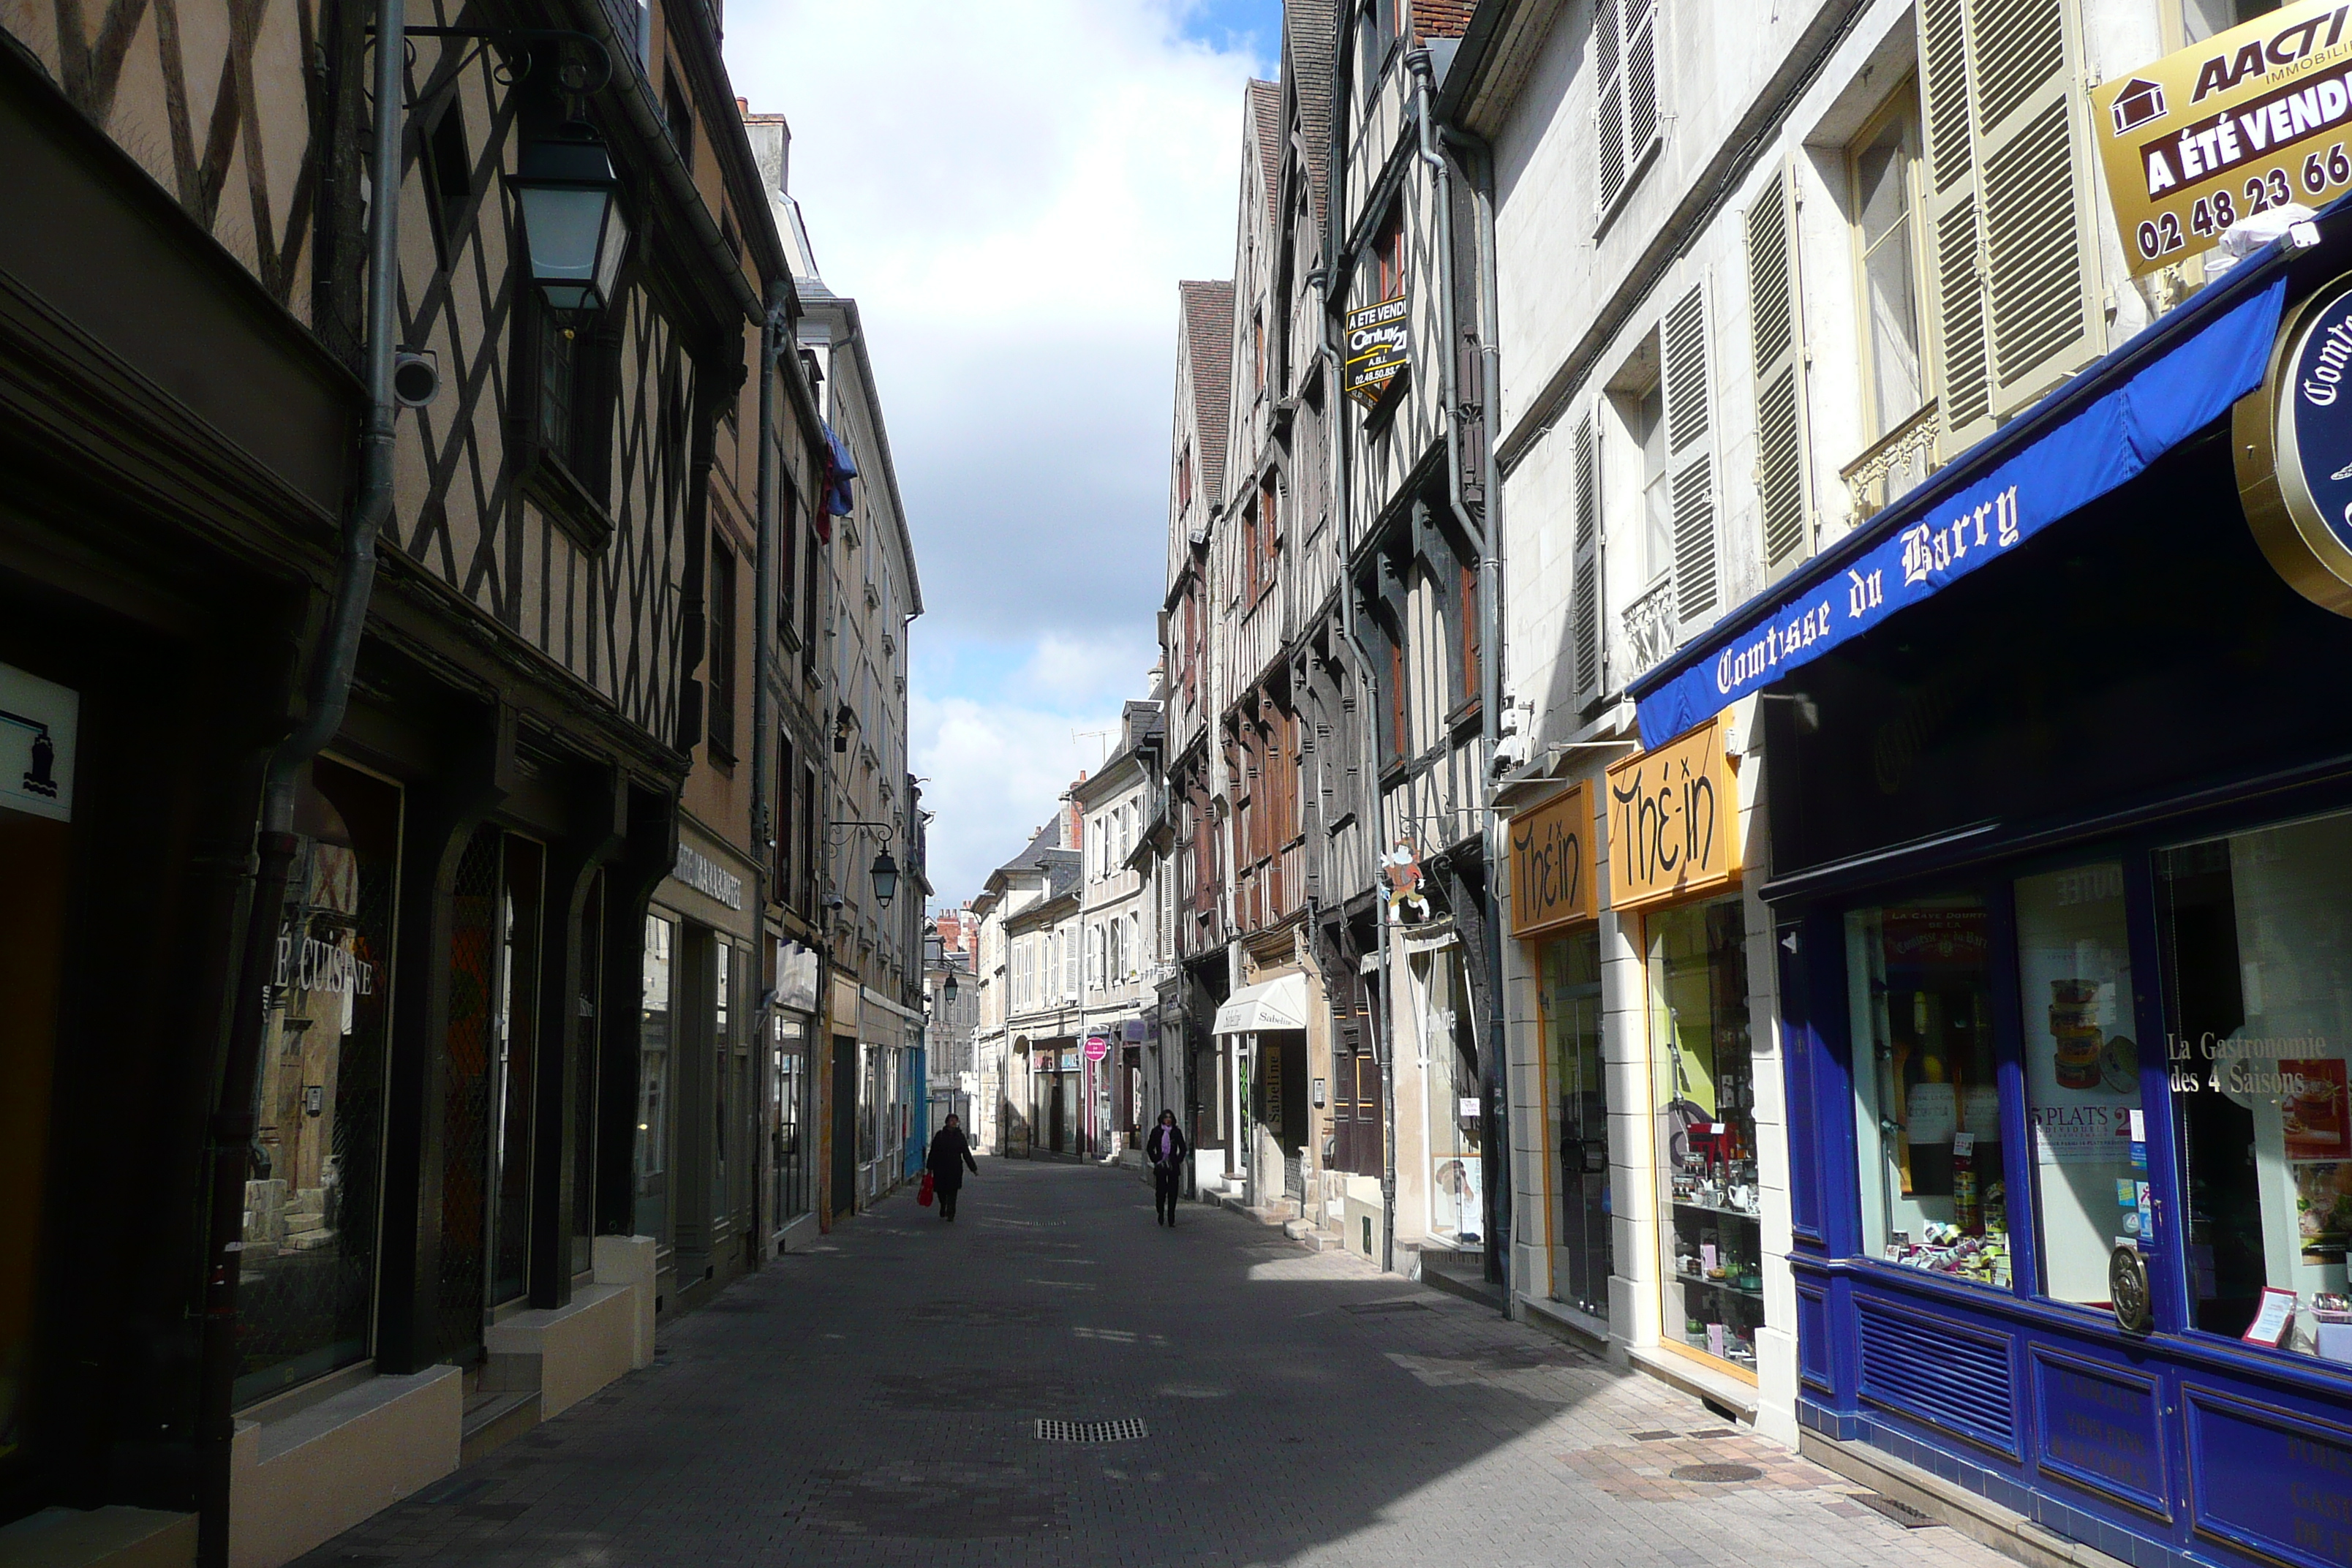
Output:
1146,1110,1188,1226
926,1115,978,1221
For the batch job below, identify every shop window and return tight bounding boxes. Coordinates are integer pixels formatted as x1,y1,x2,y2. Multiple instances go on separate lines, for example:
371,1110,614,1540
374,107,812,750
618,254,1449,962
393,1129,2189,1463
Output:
1651,897,1760,1371
572,873,603,1276
2,662,72,1458
1419,947,1482,1246
2016,863,2146,1307
774,1013,807,1225
1846,897,2009,1288
2157,810,2352,1358
636,914,674,1243
489,836,544,1308
235,758,401,1406
1539,930,1610,1321
712,943,731,1234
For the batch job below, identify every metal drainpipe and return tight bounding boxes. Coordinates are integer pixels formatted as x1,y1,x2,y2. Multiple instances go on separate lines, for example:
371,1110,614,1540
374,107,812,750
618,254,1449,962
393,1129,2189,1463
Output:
750,283,783,1256
1319,257,1395,1277
1410,45,1509,1300
1461,129,1512,1308
196,0,403,1558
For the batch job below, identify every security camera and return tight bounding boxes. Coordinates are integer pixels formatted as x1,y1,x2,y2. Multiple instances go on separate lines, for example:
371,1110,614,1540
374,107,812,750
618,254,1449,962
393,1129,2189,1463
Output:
393,348,441,409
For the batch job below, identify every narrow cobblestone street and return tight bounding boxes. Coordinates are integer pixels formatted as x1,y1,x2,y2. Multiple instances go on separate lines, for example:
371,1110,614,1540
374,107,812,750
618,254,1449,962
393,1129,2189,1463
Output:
298,1163,2013,1567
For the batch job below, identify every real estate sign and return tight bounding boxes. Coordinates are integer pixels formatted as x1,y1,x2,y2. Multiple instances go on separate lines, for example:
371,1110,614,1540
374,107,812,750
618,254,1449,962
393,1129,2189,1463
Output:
1344,295,1409,408
2095,1,2352,278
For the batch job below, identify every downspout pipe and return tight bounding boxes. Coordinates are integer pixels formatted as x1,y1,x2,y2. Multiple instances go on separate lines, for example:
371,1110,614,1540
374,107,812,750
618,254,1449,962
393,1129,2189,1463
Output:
751,282,783,1251
197,0,404,1559
1409,45,1508,1302
1321,257,1395,1280
1455,123,1512,1306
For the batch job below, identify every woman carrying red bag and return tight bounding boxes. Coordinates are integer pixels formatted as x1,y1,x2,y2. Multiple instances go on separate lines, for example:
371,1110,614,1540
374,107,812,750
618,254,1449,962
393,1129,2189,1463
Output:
924,1114,979,1221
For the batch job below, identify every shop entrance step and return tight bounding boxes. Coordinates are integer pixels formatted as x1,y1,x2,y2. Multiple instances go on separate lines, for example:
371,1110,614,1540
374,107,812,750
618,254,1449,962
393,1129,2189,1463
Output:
459,1388,540,1464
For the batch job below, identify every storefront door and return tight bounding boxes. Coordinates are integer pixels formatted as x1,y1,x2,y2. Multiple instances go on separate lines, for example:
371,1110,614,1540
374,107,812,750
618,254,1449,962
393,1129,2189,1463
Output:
1538,929,1609,1319
829,1035,855,1218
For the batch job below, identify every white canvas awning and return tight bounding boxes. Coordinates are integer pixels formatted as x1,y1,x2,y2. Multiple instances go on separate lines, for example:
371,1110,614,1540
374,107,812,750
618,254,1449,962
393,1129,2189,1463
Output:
1212,973,1308,1035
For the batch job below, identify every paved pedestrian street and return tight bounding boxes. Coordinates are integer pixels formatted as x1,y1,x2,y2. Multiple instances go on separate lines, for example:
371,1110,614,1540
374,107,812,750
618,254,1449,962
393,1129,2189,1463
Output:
300,1163,2011,1568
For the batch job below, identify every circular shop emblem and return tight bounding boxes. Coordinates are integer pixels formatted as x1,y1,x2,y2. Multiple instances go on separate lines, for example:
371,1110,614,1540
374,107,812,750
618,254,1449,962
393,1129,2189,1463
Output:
2238,275,2352,616
2110,1245,2154,1337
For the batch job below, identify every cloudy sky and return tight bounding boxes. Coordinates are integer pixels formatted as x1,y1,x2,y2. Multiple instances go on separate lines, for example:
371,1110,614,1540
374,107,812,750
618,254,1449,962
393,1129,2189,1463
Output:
723,1,1282,907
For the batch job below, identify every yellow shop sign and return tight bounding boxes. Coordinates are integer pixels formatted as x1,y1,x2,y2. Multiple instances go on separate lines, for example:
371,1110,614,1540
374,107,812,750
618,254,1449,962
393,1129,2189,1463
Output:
2093,2,2352,278
1605,716,1739,912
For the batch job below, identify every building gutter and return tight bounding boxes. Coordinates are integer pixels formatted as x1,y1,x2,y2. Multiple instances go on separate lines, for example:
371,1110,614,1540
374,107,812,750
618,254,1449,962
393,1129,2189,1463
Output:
1410,45,1508,1300
196,0,404,1558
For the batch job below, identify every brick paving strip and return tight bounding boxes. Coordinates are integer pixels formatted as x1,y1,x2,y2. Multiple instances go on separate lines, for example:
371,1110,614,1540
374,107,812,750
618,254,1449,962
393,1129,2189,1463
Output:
295,1162,2016,1567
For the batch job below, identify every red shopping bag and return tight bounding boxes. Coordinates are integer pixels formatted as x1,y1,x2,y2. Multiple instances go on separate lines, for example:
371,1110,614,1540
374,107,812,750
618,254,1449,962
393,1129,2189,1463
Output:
917,1171,935,1207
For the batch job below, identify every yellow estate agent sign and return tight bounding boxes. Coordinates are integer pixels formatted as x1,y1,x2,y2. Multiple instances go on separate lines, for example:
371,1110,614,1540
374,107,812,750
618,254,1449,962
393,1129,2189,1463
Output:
2094,2,2352,278
1508,780,1596,939
1606,716,1739,912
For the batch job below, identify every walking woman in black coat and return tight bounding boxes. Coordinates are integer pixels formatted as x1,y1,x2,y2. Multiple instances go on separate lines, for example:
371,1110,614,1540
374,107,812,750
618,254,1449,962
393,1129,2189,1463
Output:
926,1114,979,1221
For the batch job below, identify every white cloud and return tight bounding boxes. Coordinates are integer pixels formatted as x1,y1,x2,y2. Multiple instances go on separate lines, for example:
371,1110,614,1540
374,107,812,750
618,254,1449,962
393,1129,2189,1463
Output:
724,2,1264,903
913,693,1126,902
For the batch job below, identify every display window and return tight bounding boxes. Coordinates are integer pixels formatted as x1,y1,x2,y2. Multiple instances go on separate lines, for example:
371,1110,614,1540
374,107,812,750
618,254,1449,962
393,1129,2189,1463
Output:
1537,930,1609,1319
236,758,400,1406
2015,863,2147,1308
773,1014,810,1226
1649,897,1758,1371
2157,810,2352,1362
1844,895,2009,1289
0,663,74,1464
635,914,674,1243
1416,946,1482,1247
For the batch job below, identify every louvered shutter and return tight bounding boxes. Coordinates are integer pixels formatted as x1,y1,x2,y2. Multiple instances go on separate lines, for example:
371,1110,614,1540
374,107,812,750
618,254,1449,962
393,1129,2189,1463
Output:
1662,287,1717,625
1596,0,1626,212
1919,0,2100,450
1747,165,1812,573
1570,413,1604,701
1596,0,1662,216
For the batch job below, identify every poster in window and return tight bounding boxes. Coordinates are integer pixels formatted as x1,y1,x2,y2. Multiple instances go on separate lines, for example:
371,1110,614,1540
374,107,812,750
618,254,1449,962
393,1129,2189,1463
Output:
2283,1058,2351,1160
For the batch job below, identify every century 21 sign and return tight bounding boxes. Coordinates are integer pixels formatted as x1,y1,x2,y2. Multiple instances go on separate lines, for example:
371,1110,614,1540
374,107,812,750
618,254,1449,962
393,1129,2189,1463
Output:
2094,1,2352,278
1605,716,1740,911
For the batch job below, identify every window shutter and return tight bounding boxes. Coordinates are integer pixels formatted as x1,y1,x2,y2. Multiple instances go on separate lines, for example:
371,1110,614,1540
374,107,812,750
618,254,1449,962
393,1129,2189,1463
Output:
1625,0,1660,178
1662,287,1717,625
1919,0,2098,451
1597,0,1660,216
1746,164,1812,573
1596,0,1627,211
1570,413,1603,701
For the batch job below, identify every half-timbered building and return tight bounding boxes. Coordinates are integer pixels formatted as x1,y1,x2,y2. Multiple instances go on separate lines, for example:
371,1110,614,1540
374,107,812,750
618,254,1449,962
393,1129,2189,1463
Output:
0,0,823,1557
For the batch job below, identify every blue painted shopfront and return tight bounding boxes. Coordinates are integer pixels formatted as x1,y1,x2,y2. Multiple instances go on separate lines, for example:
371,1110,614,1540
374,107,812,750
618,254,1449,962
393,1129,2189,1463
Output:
1637,223,2352,1568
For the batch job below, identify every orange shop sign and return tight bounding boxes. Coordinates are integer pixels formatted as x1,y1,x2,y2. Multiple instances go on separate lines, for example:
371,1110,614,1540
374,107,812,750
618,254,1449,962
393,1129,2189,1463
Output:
1605,716,1740,911
1508,780,1597,939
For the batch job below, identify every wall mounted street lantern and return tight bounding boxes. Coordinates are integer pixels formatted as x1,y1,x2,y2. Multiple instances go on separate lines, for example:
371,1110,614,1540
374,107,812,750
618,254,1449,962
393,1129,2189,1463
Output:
513,123,630,314
942,973,959,1005
827,818,902,912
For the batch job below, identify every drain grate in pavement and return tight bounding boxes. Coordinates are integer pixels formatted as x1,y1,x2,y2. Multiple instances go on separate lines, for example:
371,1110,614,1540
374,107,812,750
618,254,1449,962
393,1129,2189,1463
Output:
1851,1491,1940,1528
1632,1431,1680,1441
1344,1298,1428,1316
1672,1463,1763,1483
1034,1417,1147,1444
1688,1427,1740,1439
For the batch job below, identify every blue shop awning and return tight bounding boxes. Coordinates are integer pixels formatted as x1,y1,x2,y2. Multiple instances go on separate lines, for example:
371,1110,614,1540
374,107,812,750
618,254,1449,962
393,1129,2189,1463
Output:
1629,268,2291,747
